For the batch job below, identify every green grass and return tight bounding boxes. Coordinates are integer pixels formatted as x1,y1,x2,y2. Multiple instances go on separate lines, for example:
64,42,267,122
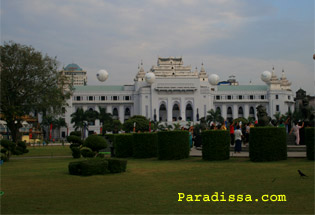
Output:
1,156,314,214
14,145,72,157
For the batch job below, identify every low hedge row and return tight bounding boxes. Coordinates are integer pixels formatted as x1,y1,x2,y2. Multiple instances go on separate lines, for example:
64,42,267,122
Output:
157,131,189,160
305,128,314,160
249,127,287,162
202,130,230,161
133,133,158,158
68,158,127,176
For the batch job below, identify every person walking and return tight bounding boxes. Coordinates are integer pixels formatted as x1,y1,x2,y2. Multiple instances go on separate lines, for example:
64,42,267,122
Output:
234,125,243,153
229,121,235,145
289,121,304,145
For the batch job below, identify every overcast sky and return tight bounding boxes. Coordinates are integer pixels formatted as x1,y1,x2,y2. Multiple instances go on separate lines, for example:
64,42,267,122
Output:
1,0,314,94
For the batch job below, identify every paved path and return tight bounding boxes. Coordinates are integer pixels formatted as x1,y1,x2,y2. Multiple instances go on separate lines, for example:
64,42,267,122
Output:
190,147,307,158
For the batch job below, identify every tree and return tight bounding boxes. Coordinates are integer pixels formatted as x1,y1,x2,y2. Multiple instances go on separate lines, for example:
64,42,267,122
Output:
206,109,224,127
123,115,150,132
0,41,72,142
97,106,113,134
70,108,87,139
54,117,67,140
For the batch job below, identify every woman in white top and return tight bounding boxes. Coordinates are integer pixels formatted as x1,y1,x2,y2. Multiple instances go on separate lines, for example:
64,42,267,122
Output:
289,121,304,145
234,125,243,153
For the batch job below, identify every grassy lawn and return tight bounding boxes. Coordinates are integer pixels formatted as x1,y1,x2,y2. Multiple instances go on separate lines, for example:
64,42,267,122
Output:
13,145,72,157
1,155,314,214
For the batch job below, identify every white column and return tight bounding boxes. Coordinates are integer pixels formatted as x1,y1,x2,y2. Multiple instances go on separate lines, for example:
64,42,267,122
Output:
167,98,172,123
244,104,249,119
180,98,185,121
222,104,227,120
233,105,238,119
106,105,112,114
119,105,124,123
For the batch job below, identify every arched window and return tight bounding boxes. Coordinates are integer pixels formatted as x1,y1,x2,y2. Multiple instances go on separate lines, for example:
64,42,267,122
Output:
227,107,232,115
159,103,167,122
249,107,255,115
186,103,193,121
172,103,180,121
238,107,244,117
125,108,130,116
113,108,118,119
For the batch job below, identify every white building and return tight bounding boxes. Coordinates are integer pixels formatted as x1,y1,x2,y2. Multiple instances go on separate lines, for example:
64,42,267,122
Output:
62,57,295,136
59,63,87,86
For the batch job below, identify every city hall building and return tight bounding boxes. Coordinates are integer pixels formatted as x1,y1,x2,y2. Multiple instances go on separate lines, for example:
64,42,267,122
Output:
63,57,295,135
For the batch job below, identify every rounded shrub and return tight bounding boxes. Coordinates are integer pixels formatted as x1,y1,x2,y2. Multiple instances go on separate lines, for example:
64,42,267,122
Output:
249,127,287,162
68,158,109,176
70,131,81,137
105,158,127,173
133,133,158,158
84,135,107,152
67,135,83,145
71,147,81,158
80,147,95,158
0,139,16,151
17,141,27,152
115,134,133,158
305,128,314,160
157,131,189,160
1,148,7,154
202,130,230,161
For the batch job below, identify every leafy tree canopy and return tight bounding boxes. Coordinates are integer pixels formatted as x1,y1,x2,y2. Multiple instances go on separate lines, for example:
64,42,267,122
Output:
123,115,149,132
0,41,72,142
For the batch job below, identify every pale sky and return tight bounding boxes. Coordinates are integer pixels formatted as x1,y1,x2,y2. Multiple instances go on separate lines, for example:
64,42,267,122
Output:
1,0,314,95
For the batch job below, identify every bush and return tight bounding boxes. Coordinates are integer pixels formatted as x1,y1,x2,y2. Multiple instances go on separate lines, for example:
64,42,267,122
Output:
123,115,150,132
1,153,8,162
1,148,7,154
157,131,189,160
104,134,115,143
106,158,127,173
17,141,28,153
249,127,287,162
12,146,24,155
133,133,158,158
68,158,109,176
84,135,107,152
305,128,314,160
115,134,133,158
67,135,83,145
202,130,230,161
0,139,16,151
71,147,81,158
70,131,81,137
80,147,95,158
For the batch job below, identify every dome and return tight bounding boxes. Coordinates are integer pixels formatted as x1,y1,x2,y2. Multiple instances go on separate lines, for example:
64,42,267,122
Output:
261,71,272,82
208,74,220,85
145,72,155,84
64,63,83,71
96,70,109,82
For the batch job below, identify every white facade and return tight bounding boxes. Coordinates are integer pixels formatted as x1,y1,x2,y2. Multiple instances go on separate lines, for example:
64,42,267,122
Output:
62,57,295,135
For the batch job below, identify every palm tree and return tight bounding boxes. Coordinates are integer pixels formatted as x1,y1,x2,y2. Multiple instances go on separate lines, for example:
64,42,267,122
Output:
273,112,281,126
206,109,224,127
173,122,181,130
70,108,87,139
54,117,67,140
97,106,113,134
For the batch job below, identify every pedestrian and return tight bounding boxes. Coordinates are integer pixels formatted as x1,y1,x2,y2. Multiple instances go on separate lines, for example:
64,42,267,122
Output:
245,123,250,144
229,120,235,145
289,121,304,145
234,125,243,153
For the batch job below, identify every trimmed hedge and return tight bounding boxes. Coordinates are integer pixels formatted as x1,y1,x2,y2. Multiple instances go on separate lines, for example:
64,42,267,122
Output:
133,133,158,158
249,127,287,162
202,130,230,161
67,135,83,145
157,131,189,160
305,128,314,160
80,147,95,158
71,147,81,158
105,158,127,173
115,134,133,158
84,135,107,152
68,158,109,176
68,158,127,176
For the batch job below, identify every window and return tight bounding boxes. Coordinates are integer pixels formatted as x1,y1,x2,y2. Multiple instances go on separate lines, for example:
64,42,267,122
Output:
125,96,130,101
238,95,242,100
250,95,254,100
101,96,106,101
76,96,81,101
88,96,93,101
216,95,220,100
261,95,265,100
227,95,232,100
276,95,279,99
113,96,118,101
276,105,280,112
288,96,291,100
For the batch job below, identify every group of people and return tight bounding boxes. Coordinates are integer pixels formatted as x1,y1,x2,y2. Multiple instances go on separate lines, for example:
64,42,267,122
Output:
228,121,254,153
